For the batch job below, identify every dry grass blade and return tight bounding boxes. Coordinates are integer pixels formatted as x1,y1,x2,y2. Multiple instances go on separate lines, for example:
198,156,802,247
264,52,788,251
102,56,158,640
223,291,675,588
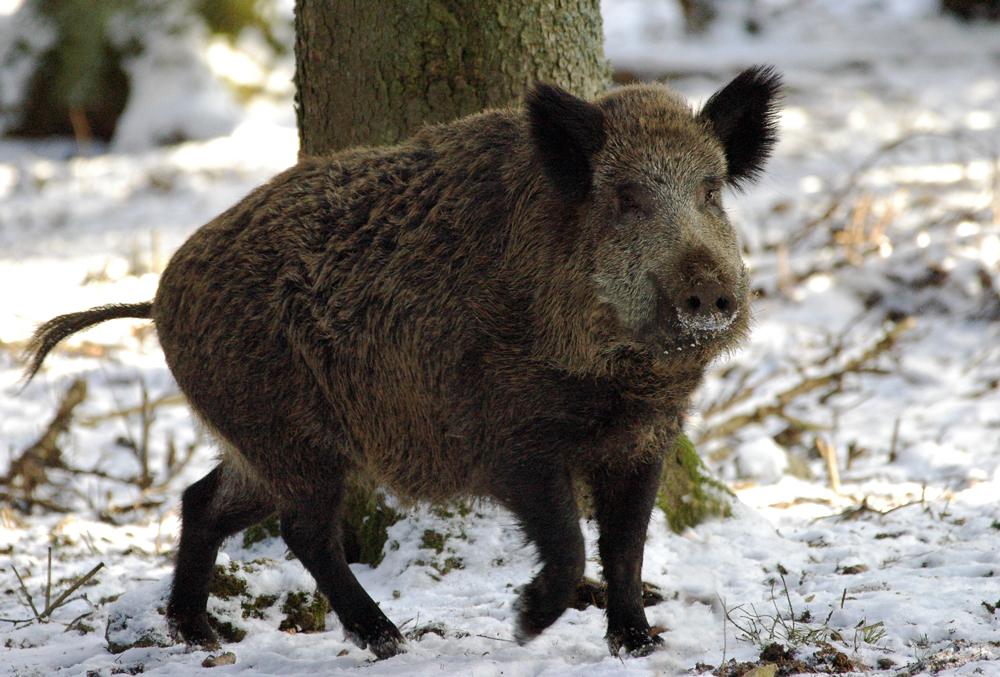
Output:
46,548,52,611
3,559,106,625
787,130,988,248
11,565,40,620
815,438,841,494
39,561,105,621
4,366,206,517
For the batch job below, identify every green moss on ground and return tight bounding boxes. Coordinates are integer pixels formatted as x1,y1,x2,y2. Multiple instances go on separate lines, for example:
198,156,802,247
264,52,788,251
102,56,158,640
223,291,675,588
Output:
210,565,249,600
207,615,247,643
242,513,281,549
342,487,404,566
657,433,734,534
278,591,329,633
241,593,278,620
420,529,448,554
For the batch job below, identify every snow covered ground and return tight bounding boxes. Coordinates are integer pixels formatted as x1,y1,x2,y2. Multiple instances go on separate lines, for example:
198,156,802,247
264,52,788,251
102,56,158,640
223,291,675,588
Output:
3,1,1000,675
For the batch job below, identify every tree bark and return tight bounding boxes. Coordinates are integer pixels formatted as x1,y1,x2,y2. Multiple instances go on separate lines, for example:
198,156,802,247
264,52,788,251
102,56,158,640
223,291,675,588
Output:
294,0,611,157
941,0,1000,20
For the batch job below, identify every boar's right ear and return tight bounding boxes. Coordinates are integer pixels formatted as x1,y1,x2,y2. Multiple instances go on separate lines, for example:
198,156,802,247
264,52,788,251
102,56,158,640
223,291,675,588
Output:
698,65,783,189
527,83,606,203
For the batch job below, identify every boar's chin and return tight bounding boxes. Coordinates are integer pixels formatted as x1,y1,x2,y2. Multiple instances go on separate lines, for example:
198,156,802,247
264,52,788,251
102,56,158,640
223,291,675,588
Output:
637,306,750,367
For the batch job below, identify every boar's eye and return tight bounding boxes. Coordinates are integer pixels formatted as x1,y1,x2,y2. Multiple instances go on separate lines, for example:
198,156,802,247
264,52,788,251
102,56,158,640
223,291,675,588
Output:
616,183,648,216
702,180,723,206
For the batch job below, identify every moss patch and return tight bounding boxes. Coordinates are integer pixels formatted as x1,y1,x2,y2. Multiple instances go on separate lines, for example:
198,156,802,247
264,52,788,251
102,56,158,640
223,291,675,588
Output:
430,498,474,519
105,606,173,654
657,433,735,534
241,593,278,620
278,591,329,633
420,529,449,554
210,565,249,600
342,487,404,567
207,615,247,643
242,513,281,549
202,560,331,641
432,556,464,576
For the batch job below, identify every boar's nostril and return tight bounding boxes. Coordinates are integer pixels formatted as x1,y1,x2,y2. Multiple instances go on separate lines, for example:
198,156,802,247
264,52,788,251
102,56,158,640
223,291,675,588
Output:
675,281,737,332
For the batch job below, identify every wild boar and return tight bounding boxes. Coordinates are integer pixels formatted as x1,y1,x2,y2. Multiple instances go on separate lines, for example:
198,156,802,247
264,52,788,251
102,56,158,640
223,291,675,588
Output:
24,66,782,659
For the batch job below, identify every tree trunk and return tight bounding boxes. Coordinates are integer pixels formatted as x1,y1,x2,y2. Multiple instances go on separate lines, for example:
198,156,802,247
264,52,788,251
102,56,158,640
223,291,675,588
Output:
294,0,611,157
941,0,1000,20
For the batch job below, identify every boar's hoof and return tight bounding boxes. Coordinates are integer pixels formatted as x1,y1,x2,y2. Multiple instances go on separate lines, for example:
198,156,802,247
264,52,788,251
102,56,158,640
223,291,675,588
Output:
367,635,406,661
511,589,537,645
169,614,220,651
344,626,406,661
606,627,665,657
511,581,573,645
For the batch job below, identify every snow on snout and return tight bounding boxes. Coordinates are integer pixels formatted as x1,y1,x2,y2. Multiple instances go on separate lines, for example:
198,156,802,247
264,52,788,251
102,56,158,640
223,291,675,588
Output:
675,305,736,333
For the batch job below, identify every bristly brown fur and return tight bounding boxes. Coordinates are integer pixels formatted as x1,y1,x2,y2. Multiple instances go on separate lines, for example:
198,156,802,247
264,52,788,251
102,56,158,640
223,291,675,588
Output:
22,67,783,660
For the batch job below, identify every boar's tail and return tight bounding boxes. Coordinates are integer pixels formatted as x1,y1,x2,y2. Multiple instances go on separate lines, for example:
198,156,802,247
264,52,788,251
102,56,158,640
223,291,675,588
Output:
23,301,154,383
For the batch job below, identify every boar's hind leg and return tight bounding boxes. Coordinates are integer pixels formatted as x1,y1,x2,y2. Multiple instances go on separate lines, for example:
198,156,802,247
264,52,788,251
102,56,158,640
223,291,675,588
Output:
589,454,665,657
168,462,274,648
278,475,405,661
495,460,586,644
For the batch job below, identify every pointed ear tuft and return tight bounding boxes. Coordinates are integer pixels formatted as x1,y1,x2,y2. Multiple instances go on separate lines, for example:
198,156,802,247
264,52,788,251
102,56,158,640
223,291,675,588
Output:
527,83,606,203
698,65,783,189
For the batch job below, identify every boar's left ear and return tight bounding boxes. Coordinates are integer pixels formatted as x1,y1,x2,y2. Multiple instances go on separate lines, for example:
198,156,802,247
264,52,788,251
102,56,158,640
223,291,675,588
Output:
698,65,783,189
527,83,606,203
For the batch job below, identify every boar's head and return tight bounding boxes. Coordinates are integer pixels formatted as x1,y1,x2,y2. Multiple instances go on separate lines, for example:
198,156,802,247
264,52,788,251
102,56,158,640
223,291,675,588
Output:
528,66,782,366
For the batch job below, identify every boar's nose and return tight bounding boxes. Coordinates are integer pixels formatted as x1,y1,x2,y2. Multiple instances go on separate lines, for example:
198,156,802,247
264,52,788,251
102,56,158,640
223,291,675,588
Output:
675,278,737,332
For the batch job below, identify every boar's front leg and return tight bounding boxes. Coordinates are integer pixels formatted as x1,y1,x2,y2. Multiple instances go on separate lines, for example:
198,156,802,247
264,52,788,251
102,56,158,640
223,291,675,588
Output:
493,455,586,644
589,453,665,657
278,469,405,660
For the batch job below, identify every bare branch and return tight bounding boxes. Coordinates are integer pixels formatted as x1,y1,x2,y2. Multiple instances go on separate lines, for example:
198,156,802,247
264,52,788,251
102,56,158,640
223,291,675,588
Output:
4,379,87,495
39,562,105,621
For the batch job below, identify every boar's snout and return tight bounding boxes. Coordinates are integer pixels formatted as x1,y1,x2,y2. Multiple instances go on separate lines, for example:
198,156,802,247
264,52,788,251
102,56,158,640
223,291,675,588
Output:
643,254,749,354
675,277,738,332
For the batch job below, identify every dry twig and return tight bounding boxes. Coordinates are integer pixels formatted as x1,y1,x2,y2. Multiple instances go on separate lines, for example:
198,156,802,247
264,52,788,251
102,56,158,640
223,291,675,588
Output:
4,379,87,495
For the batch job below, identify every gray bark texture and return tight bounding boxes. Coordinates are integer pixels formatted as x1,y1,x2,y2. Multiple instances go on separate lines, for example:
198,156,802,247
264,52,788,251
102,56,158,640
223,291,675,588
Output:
293,0,611,156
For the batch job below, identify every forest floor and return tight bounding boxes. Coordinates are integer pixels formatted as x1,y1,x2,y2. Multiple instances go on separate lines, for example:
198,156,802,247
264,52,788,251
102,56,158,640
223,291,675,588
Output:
2,1,1000,675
